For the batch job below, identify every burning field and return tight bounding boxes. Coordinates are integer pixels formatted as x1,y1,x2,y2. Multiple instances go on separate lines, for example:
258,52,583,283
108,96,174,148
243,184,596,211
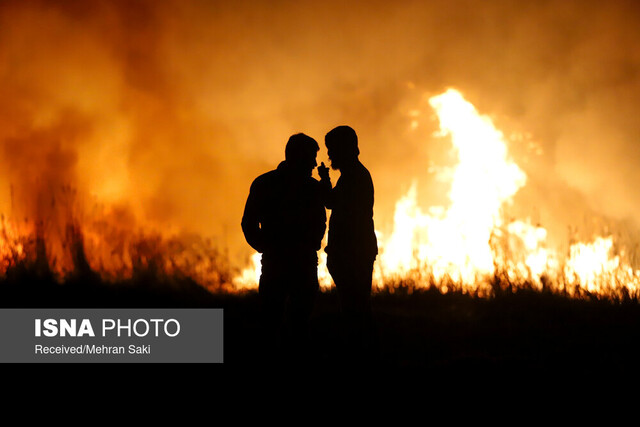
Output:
2,0,640,366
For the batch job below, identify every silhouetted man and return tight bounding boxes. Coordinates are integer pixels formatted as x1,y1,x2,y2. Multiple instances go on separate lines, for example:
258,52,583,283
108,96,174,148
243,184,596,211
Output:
318,125,378,360
241,133,326,360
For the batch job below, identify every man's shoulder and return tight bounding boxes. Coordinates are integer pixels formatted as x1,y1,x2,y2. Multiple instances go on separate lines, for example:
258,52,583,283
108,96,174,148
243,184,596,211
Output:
251,169,280,189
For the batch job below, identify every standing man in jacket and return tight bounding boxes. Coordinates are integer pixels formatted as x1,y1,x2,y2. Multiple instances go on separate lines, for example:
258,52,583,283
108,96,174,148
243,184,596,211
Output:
318,125,378,360
242,133,326,359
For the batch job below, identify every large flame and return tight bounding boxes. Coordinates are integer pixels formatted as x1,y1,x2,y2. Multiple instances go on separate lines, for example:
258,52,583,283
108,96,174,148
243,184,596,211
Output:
376,88,640,298
380,89,527,285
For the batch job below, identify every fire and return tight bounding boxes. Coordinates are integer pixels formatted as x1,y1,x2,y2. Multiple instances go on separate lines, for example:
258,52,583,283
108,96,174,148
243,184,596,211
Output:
563,237,640,298
374,88,640,298
0,196,235,292
380,89,527,287
233,88,640,300
233,252,262,291
501,220,557,286
0,216,28,274
565,237,618,289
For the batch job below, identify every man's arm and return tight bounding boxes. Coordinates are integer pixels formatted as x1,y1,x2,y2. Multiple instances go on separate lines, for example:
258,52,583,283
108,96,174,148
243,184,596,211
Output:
241,181,266,253
318,162,334,209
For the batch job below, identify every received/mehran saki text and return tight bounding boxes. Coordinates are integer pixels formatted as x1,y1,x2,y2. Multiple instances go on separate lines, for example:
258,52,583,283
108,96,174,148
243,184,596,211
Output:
34,344,151,355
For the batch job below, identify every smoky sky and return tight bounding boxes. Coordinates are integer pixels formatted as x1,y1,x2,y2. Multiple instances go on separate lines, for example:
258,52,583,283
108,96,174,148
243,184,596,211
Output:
1,0,639,267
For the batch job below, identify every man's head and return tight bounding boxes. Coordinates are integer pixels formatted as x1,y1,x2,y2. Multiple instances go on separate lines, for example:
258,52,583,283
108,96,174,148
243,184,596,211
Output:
325,125,359,171
285,133,319,177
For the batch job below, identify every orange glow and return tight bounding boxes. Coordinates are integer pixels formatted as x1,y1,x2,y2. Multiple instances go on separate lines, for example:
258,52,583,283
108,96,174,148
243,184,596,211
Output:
2,2,640,301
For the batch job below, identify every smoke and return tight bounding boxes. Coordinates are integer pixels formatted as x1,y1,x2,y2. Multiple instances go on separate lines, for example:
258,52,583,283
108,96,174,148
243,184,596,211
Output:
1,0,639,269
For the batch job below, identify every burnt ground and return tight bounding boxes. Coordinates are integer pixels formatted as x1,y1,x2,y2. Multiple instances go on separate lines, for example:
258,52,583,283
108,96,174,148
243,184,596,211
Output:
2,272,640,372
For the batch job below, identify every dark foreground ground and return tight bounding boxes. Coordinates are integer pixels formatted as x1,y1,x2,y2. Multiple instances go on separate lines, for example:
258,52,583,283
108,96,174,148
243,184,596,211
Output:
3,274,640,370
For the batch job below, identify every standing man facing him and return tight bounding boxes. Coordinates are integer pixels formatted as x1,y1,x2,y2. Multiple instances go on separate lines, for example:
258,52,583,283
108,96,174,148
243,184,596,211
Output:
318,125,378,359
241,133,326,360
